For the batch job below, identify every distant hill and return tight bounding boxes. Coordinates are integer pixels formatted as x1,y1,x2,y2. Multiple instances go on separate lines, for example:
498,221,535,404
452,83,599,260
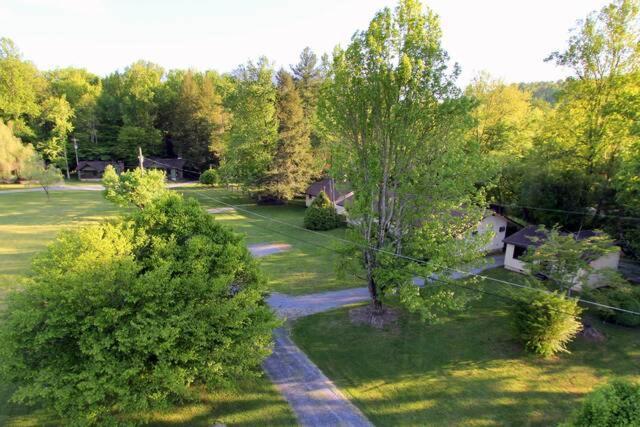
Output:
518,80,564,104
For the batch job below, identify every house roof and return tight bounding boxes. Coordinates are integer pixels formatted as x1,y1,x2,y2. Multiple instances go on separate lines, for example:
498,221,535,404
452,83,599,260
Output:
503,226,602,248
305,178,352,202
77,160,124,172
143,158,186,169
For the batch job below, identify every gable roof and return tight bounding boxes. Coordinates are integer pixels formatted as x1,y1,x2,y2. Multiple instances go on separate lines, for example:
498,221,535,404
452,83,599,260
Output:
305,178,353,203
77,160,124,173
503,226,602,248
143,158,186,169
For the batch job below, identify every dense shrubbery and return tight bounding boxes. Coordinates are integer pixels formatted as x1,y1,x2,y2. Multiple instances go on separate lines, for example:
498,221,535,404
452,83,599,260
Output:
513,289,582,357
102,165,167,208
563,380,640,426
0,193,278,425
199,168,219,186
303,190,340,230
585,280,640,327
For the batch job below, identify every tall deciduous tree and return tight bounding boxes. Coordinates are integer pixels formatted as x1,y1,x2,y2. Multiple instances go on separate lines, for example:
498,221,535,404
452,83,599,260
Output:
320,0,491,318
222,58,278,189
259,70,313,201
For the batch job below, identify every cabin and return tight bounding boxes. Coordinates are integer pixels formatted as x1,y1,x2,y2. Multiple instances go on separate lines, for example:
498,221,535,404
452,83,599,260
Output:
503,226,621,290
305,178,354,215
77,160,125,180
475,208,509,253
142,158,185,181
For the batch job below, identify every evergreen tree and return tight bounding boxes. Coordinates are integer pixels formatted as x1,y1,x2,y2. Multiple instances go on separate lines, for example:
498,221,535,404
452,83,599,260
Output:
259,70,313,201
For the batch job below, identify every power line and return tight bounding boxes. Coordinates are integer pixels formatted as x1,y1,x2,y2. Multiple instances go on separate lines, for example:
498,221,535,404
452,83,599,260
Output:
188,187,640,317
141,158,640,317
492,202,640,222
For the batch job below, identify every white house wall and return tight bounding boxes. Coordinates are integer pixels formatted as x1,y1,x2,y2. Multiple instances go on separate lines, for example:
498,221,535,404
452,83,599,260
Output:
478,214,507,252
504,244,528,273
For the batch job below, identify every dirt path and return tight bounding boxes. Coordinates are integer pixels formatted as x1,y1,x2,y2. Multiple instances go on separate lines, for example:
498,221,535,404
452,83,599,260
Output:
268,287,369,319
263,328,373,427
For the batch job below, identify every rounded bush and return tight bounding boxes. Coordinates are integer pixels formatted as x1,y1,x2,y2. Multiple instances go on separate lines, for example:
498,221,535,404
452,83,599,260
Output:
304,190,340,231
0,193,277,424
513,289,583,358
586,286,640,327
564,380,640,426
199,168,219,186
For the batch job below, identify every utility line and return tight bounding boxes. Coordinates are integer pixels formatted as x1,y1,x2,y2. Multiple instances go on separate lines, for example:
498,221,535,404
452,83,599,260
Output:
492,202,640,222
145,158,640,317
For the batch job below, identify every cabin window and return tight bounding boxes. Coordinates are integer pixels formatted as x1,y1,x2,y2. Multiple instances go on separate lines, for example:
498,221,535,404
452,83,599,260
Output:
498,226,506,232
513,245,527,259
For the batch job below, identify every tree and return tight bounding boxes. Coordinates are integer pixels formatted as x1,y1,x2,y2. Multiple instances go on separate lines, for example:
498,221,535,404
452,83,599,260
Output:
304,190,340,230
199,168,219,186
0,38,47,140
0,193,278,425
0,119,40,182
259,69,313,201
32,164,63,200
222,58,278,189
523,226,618,294
37,95,74,177
545,0,640,217
513,289,583,358
319,0,492,317
563,379,640,426
102,166,167,208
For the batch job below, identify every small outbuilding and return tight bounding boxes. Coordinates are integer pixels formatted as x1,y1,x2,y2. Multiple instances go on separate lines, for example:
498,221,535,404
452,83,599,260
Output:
305,178,354,215
77,160,125,181
503,226,621,289
142,158,186,181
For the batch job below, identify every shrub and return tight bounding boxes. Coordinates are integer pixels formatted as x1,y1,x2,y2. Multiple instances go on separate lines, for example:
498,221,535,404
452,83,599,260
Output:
563,380,640,426
304,190,340,230
513,290,582,357
0,193,278,425
586,283,640,327
199,168,219,186
103,166,167,208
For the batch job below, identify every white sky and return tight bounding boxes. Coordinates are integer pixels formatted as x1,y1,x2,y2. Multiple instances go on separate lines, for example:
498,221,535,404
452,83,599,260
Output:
0,0,609,86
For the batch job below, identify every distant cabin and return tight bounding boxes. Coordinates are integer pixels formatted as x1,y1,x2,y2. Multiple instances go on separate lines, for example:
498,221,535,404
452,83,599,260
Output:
142,158,185,181
475,208,509,253
77,160,125,181
305,178,353,215
503,226,621,290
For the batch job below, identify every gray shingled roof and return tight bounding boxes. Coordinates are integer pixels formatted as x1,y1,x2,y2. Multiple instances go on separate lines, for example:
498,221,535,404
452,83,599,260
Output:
77,160,124,173
305,178,352,203
143,158,186,169
503,226,601,248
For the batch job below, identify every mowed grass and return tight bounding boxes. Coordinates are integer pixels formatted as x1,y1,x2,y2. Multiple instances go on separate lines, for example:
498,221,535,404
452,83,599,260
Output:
0,189,296,426
178,187,364,295
292,268,640,426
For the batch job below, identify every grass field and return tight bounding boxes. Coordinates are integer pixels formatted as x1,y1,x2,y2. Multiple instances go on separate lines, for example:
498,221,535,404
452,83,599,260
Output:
292,268,640,426
178,187,364,295
0,188,297,426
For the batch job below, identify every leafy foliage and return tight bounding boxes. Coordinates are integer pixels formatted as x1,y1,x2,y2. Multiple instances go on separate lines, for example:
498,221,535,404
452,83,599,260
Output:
513,289,583,357
259,69,313,201
563,379,640,427
303,191,340,230
0,193,278,425
584,270,640,327
0,119,41,181
199,168,219,186
102,166,166,208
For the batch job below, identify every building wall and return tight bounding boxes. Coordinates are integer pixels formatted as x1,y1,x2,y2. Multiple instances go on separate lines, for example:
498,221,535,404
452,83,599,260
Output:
504,244,528,273
478,214,507,252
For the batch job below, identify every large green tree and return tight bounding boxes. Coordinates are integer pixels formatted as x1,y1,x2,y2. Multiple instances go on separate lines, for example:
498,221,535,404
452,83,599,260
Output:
320,0,492,318
259,69,313,201
222,58,278,189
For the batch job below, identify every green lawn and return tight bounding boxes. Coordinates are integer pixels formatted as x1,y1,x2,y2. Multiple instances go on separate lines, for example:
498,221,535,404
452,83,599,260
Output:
0,189,296,426
178,187,364,295
292,268,640,426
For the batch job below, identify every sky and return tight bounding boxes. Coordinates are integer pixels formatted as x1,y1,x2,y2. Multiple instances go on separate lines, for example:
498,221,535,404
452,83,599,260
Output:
0,0,611,87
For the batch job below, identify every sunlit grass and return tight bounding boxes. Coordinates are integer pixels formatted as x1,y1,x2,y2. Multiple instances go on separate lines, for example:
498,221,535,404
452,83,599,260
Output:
178,187,364,295
292,268,640,426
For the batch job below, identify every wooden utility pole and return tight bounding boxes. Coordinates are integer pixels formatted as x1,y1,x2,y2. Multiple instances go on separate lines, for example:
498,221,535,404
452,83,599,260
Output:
72,137,80,180
63,141,71,180
138,147,144,170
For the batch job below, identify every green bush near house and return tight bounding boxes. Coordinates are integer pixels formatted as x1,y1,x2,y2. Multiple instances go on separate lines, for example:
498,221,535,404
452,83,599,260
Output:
563,379,640,427
304,190,340,231
513,289,583,358
199,168,219,186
